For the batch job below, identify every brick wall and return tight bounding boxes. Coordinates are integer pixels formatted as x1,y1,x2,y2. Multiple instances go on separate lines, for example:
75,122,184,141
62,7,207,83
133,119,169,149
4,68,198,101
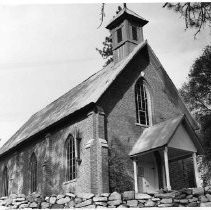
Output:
169,157,195,190
98,47,185,192
0,46,196,196
0,110,98,196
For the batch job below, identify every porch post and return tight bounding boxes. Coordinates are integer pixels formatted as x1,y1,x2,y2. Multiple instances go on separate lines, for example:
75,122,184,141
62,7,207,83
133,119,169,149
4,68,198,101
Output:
164,147,171,190
133,159,138,193
192,152,200,187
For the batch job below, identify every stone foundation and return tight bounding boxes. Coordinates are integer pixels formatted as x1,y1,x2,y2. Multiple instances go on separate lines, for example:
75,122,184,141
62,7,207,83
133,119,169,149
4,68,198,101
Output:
0,187,211,209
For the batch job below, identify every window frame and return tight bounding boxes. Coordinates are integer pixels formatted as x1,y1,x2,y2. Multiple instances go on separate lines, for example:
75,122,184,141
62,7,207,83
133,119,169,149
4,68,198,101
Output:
65,134,76,182
30,152,37,193
2,166,8,196
135,77,152,126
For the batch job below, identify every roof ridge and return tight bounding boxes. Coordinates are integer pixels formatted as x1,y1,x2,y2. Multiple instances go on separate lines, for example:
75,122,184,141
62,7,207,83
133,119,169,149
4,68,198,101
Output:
125,7,148,21
0,40,147,156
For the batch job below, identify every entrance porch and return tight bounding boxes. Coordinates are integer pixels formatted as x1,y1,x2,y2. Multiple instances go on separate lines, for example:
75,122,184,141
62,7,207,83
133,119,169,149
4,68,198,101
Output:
129,115,204,193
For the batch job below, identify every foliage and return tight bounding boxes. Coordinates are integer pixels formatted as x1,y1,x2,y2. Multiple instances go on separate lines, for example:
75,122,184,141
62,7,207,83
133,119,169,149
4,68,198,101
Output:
108,137,134,193
96,36,113,67
163,2,211,36
198,114,211,186
179,45,211,186
179,45,211,119
96,6,123,66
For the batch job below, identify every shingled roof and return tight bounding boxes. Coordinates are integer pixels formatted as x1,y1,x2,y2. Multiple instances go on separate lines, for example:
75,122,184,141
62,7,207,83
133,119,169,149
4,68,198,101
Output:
0,40,148,156
129,115,203,157
129,115,184,156
106,7,148,29
0,39,198,157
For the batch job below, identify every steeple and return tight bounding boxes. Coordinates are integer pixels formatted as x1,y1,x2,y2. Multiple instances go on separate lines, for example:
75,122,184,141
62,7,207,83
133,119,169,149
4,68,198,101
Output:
106,5,148,63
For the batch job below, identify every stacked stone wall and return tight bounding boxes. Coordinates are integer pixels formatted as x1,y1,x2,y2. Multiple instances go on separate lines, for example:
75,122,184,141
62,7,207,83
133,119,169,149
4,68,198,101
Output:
0,187,211,209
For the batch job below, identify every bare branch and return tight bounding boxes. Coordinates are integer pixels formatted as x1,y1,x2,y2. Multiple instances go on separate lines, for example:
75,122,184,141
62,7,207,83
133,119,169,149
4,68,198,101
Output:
97,3,105,29
163,2,211,37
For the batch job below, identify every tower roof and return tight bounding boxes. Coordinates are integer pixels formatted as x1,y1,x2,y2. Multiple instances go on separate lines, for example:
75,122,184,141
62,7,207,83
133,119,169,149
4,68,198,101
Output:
106,7,148,30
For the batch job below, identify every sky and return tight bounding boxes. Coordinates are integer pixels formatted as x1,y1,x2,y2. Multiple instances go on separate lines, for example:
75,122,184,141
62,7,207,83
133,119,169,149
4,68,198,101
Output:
0,2,210,146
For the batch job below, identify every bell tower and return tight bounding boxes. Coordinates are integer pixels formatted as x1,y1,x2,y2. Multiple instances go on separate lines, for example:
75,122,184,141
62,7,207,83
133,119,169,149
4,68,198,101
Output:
106,4,148,63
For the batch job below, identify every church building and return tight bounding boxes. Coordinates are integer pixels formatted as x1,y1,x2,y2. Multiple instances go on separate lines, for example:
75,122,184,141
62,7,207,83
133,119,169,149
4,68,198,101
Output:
0,6,203,197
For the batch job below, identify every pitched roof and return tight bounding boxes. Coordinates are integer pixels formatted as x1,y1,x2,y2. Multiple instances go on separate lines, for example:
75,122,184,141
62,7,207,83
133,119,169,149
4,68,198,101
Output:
106,7,148,30
0,39,199,157
129,115,204,157
0,40,148,156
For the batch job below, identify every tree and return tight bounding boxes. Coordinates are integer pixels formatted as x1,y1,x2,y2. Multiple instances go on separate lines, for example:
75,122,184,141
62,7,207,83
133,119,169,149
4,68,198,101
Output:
163,2,211,36
97,3,211,66
179,45,211,186
96,36,113,66
179,45,211,118
198,114,211,186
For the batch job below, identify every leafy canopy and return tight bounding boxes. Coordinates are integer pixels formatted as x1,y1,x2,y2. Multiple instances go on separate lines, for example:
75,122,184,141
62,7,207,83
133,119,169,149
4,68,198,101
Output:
179,45,211,119
179,45,211,186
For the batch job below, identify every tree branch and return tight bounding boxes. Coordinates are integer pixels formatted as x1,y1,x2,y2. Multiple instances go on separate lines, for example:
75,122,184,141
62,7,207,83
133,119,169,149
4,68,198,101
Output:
97,3,105,29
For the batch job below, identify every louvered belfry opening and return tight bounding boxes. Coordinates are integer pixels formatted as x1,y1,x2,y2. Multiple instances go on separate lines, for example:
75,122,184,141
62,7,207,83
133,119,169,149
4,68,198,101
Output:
65,135,76,181
3,166,8,196
105,6,148,63
135,78,149,126
30,153,37,193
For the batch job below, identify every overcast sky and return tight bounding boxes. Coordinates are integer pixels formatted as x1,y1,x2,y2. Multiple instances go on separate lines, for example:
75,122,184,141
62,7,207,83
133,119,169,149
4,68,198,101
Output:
0,3,210,146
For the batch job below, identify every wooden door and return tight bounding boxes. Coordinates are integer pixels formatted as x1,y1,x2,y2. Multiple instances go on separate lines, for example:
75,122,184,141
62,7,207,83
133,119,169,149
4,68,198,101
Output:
137,161,157,193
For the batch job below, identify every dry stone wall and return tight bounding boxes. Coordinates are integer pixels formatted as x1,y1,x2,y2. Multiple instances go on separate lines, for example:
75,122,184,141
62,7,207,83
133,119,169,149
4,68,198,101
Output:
0,187,211,209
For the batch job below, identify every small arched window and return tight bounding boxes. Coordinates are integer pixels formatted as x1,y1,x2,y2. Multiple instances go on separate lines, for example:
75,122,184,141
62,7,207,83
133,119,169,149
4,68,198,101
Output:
2,166,8,196
135,77,150,126
65,135,76,181
30,153,37,193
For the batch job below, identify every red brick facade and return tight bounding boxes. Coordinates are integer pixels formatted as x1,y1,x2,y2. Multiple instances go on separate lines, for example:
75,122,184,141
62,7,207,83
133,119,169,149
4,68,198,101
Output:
98,47,195,192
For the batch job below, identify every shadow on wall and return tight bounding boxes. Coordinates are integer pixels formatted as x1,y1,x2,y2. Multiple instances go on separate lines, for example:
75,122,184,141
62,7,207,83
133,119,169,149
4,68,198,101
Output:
51,141,67,194
108,137,134,193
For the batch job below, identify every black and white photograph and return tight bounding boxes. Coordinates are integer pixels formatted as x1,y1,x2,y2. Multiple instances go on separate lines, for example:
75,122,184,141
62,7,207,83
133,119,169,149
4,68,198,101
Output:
0,0,210,208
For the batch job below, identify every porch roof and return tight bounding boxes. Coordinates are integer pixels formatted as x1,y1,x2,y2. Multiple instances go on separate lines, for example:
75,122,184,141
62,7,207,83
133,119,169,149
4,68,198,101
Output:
129,115,204,157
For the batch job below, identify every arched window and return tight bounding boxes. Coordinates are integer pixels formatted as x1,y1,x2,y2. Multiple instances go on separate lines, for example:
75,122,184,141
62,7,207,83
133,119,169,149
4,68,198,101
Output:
2,166,8,196
65,135,76,181
135,77,151,126
30,153,37,193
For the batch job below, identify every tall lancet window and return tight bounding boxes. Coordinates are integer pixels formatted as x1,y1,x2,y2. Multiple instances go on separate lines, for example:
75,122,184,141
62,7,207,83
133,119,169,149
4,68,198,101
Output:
30,153,37,192
135,77,150,126
65,135,76,181
3,166,8,196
